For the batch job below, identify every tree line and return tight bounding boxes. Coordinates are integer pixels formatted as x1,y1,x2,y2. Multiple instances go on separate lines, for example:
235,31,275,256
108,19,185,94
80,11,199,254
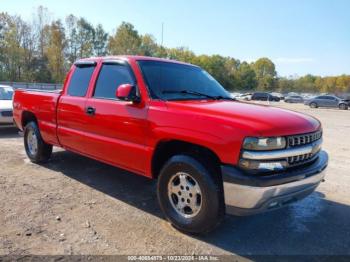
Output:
1,6,349,94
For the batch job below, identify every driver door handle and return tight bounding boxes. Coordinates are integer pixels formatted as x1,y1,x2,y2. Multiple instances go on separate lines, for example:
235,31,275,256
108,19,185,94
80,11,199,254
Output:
86,106,96,116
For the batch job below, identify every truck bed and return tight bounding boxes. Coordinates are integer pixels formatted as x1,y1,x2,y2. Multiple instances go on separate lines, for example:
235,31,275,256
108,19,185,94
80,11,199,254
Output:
13,89,61,145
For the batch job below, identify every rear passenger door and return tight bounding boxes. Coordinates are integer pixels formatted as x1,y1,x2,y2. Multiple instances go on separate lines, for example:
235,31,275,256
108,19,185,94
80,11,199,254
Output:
83,60,149,175
57,62,97,153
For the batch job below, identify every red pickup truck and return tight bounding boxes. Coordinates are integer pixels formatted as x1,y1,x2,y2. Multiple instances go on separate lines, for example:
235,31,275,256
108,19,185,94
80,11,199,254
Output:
13,56,328,233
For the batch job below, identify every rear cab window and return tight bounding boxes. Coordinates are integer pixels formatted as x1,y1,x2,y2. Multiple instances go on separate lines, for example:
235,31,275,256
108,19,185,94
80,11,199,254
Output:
67,63,96,97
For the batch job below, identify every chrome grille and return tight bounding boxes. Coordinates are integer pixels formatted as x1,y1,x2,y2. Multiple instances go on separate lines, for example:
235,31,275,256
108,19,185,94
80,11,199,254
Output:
288,130,322,147
288,153,315,165
286,130,322,166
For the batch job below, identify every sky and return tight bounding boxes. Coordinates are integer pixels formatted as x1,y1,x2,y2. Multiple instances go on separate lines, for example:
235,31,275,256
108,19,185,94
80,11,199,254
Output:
1,0,349,77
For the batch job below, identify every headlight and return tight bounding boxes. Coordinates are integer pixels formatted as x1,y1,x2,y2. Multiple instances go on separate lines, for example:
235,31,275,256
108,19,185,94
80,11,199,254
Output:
243,137,286,151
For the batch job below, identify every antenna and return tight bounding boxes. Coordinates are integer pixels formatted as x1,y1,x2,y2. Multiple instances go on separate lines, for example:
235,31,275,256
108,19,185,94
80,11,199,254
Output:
161,22,164,47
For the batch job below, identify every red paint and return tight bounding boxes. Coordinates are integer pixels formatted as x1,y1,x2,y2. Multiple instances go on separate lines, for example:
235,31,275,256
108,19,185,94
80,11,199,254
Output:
13,56,321,178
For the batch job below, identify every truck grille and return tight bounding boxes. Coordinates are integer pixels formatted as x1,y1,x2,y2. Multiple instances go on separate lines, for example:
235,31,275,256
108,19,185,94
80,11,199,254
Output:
286,130,322,166
287,153,317,166
287,130,322,147
1,111,13,117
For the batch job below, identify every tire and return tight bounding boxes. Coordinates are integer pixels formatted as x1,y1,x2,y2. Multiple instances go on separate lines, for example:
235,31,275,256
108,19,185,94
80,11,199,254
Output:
310,102,318,108
157,155,225,234
339,103,348,110
24,121,53,163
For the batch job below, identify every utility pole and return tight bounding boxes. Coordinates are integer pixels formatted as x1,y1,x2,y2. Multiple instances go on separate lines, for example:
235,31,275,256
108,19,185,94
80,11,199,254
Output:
161,22,164,47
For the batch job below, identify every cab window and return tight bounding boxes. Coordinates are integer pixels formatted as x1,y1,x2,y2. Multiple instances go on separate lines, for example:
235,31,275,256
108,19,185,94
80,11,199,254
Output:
67,65,95,97
93,64,134,99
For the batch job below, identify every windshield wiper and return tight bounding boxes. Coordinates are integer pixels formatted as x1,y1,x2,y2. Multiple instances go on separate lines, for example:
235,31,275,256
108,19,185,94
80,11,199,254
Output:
162,90,234,100
214,95,236,101
162,90,216,99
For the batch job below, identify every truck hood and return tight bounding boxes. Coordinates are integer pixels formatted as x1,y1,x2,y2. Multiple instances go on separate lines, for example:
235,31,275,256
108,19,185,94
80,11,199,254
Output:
0,100,13,110
166,100,321,136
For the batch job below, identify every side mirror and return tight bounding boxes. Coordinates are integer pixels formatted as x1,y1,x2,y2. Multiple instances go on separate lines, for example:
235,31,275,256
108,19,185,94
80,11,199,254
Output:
116,84,140,103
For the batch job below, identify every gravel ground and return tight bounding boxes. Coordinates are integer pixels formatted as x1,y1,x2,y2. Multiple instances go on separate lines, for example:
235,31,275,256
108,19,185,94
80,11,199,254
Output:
0,102,349,257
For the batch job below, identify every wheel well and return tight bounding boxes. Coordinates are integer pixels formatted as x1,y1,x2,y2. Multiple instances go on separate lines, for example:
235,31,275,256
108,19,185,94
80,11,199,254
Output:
151,140,222,179
22,111,38,128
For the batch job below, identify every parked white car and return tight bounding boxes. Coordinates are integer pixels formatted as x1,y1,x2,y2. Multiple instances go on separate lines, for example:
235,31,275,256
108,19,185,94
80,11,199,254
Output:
0,85,14,126
236,93,252,101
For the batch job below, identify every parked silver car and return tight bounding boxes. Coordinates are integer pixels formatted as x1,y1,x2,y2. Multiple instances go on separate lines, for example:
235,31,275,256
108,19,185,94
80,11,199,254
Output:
0,85,14,125
285,95,304,103
305,95,349,110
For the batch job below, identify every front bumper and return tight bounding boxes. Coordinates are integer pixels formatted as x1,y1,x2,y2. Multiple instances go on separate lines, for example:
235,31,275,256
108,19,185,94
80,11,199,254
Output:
0,117,14,125
222,150,328,216
0,110,14,125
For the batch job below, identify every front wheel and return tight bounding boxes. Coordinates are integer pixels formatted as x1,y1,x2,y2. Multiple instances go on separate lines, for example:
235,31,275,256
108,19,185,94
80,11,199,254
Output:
24,121,53,163
310,102,318,108
339,103,348,110
157,155,225,234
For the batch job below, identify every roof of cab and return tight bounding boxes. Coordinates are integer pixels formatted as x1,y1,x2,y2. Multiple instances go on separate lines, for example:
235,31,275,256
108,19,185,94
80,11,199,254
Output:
75,55,197,67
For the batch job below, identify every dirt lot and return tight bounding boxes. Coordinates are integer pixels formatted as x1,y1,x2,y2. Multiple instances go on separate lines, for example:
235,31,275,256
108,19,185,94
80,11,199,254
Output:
0,102,349,257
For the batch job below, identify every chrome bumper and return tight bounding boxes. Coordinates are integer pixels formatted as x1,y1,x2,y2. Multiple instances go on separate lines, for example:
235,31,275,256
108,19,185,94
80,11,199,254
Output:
223,151,328,216
0,117,14,124
0,110,14,124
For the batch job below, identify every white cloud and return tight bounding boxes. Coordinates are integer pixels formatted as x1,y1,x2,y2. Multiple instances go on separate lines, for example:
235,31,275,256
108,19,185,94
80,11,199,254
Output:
274,57,315,64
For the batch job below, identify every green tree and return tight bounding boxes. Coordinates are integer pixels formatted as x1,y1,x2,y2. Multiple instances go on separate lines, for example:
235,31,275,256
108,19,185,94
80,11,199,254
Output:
65,14,78,64
167,47,196,63
44,20,66,82
31,6,52,82
108,22,141,55
76,18,95,58
94,24,108,56
236,62,257,91
277,77,295,92
0,13,27,81
140,34,158,56
252,58,277,90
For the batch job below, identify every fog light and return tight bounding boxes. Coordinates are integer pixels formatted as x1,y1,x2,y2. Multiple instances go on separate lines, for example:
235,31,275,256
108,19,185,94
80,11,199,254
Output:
258,162,284,170
239,159,288,172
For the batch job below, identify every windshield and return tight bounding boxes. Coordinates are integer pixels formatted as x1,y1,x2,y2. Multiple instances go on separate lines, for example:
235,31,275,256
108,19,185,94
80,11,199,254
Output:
0,87,14,100
138,60,231,100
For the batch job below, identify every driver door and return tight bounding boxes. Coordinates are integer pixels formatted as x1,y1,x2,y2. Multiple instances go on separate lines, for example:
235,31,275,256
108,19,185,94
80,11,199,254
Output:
83,61,149,175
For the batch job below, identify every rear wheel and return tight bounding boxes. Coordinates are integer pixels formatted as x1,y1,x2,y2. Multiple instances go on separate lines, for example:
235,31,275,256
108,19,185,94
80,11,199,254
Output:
339,103,348,110
157,155,224,234
24,122,52,163
310,102,318,108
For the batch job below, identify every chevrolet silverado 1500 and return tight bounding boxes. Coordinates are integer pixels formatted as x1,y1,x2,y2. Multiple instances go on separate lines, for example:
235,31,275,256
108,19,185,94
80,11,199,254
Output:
13,56,328,233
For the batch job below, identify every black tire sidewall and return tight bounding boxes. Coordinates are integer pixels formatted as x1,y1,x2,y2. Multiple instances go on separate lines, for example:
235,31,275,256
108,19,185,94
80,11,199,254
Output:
24,122,52,163
339,104,348,110
157,155,224,234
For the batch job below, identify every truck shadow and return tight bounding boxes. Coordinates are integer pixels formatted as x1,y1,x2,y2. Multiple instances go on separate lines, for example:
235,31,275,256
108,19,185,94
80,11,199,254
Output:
0,127,21,139
44,150,162,218
44,150,350,255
